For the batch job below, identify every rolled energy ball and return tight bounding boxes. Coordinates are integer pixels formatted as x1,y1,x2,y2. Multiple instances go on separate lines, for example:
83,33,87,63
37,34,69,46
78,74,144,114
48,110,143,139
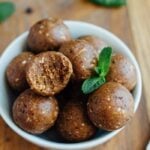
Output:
27,18,71,53
13,89,59,134
79,35,107,54
59,39,98,80
26,51,73,96
87,82,134,131
6,52,34,92
106,53,137,91
56,100,96,142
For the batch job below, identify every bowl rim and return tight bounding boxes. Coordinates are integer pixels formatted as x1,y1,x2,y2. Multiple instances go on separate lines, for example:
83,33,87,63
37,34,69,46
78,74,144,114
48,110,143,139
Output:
0,20,142,150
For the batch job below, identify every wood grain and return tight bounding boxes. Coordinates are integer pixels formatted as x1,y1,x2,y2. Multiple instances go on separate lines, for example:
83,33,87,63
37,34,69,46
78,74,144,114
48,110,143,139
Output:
128,0,150,121
0,0,149,149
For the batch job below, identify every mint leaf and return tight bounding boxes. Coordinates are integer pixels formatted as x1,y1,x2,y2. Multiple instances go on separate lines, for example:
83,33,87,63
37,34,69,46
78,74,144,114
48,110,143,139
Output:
0,2,15,23
82,76,105,94
94,66,100,75
98,47,112,77
82,47,112,94
90,0,126,7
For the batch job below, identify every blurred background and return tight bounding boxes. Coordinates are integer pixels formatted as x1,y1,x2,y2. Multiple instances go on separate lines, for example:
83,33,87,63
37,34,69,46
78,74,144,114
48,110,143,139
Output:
0,0,150,150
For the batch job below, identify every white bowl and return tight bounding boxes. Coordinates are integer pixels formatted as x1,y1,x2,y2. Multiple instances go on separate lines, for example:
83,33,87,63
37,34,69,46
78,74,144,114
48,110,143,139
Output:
0,21,142,150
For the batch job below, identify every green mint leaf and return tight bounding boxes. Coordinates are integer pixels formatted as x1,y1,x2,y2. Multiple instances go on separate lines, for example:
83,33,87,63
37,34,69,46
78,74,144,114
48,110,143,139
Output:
82,76,105,94
94,66,100,75
0,2,15,23
98,47,112,77
90,0,126,7
81,47,112,95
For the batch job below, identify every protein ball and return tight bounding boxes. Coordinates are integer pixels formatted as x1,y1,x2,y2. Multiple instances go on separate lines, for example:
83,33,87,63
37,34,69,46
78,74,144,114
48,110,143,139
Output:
26,51,73,96
13,89,59,134
87,82,134,131
6,52,34,92
56,100,96,142
106,53,137,91
27,18,71,53
79,35,107,54
59,40,98,80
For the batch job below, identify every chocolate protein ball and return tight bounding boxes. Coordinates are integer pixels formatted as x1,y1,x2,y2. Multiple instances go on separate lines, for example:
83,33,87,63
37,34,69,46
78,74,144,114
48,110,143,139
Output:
26,51,73,96
6,52,34,92
27,18,71,53
56,100,96,142
59,39,98,80
87,82,134,131
79,35,107,54
106,53,137,91
13,89,59,134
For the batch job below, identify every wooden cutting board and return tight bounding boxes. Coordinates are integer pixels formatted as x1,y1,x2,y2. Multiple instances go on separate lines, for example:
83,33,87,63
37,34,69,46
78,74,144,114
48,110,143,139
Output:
0,0,150,149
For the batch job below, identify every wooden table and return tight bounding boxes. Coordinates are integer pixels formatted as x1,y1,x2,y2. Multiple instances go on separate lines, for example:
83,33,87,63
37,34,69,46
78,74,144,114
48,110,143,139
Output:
0,0,150,149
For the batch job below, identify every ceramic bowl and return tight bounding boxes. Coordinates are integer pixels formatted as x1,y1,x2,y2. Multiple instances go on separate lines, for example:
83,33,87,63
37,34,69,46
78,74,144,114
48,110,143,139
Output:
0,21,142,150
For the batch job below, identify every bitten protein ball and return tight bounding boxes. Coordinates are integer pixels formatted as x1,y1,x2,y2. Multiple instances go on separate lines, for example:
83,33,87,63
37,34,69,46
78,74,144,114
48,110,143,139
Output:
26,51,73,96
6,52,34,92
27,18,71,53
13,89,59,134
59,39,98,80
56,100,96,142
87,82,134,131
79,35,107,54
106,53,137,91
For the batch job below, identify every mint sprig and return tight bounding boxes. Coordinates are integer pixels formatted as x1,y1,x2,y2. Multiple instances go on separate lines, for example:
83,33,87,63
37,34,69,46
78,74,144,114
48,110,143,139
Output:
82,76,105,95
96,47,112,77
82,47,112,94
90,0,126,7
0,2,15,23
